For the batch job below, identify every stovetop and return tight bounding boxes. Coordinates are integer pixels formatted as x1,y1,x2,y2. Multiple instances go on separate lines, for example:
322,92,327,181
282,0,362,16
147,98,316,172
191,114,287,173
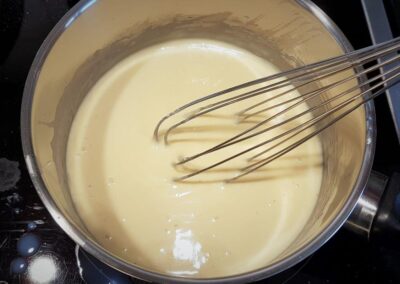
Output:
1,0,400,283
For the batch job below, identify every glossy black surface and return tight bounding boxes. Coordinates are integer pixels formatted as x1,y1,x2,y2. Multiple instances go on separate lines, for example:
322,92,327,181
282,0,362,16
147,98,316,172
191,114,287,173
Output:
0,0,399,283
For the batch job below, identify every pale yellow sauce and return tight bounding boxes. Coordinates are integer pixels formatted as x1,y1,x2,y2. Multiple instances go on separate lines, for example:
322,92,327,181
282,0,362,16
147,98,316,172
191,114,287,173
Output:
67,39,323,277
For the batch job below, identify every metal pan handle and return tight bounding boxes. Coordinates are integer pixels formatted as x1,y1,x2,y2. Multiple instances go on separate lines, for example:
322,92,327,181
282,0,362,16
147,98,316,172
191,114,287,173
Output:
370,172,400,247
346,171,400,248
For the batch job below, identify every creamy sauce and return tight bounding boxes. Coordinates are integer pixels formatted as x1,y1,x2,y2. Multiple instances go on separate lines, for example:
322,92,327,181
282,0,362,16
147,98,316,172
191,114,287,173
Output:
67,39,323,277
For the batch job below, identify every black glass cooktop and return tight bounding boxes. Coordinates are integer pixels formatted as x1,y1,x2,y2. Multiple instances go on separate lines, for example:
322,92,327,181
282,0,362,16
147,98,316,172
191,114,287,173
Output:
1,0,400,283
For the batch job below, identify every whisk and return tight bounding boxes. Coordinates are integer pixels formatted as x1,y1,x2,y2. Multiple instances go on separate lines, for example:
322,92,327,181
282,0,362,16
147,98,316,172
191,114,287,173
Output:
154,37,400,182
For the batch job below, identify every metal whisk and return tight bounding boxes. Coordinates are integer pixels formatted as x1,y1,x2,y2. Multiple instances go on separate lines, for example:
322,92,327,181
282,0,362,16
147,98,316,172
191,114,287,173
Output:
154,37,400,182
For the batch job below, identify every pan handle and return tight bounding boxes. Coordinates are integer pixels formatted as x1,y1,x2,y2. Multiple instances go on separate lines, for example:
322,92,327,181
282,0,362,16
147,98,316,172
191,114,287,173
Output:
345,171,388,238
346,171,400,248
370,172,400,247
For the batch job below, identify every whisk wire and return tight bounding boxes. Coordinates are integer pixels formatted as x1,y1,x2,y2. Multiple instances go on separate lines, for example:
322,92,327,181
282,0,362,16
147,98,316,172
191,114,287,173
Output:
155,37,400,181
176,52,400,167
178,62,400,181
232,77,400,181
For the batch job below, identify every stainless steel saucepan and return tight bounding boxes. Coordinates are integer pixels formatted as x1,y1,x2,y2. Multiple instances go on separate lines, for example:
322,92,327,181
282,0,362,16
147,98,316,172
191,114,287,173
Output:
21,0,397,282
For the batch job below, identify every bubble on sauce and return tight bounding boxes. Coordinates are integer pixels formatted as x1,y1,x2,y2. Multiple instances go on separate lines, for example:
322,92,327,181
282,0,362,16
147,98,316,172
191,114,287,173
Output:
175,191,191,198
165,229,172,235
107,178,115,186
105,234,113,241
123,248,128,254
160,248,166,254
224,251,231,256
211,216,219,223
122,218,126,223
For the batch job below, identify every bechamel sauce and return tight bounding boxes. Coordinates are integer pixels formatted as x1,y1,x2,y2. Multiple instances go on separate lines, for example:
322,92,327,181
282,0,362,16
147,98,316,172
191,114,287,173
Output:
67,39,323,277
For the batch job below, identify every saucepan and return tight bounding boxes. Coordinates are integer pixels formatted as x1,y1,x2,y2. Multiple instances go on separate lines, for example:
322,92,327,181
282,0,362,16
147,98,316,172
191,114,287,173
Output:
20,0,399,282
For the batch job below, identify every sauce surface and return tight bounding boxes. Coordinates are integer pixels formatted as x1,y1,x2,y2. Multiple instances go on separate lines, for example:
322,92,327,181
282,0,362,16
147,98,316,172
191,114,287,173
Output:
67,39,323,277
